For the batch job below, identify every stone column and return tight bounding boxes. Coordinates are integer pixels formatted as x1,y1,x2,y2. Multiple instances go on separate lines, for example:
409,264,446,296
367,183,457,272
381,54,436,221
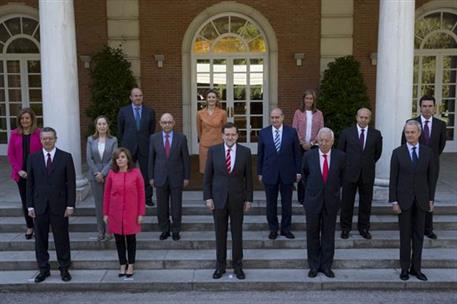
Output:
39,0,89,201
375,0,415,185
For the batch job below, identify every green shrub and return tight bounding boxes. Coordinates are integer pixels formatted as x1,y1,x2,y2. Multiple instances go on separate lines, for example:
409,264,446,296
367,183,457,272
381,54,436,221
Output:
86,46,137,136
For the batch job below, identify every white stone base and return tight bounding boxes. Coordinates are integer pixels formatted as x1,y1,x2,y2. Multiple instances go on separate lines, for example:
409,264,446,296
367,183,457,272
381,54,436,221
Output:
76,176,90,203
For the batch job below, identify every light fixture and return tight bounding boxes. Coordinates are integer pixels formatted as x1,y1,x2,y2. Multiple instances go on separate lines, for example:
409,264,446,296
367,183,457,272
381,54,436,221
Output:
154,54,164,68
370,52,377,66
294,53,304,67
79,55,91,69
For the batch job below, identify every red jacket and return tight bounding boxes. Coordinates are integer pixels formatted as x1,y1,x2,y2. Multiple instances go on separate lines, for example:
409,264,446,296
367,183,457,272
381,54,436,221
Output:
103,168,146,235
7,128,42,182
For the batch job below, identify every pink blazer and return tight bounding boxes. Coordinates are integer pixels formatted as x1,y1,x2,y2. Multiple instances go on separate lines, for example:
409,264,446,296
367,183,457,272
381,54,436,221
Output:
103,168,146,235
292,109,324,144
7,128,42,182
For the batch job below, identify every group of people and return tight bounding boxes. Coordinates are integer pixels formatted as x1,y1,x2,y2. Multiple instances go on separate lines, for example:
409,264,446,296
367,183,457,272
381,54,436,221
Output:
6,86,446,283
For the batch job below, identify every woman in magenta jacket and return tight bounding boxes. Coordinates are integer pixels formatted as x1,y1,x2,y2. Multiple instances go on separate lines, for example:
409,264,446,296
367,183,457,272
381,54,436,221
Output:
103,147,145,278
7,108,42,239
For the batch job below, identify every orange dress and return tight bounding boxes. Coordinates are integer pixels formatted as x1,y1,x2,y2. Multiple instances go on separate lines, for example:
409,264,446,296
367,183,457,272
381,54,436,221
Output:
196,107,227,173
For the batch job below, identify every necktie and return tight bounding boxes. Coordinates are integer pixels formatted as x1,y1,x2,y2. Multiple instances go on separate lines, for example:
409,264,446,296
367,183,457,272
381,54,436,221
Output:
274,129,281,152
134,107,141,130
322,154,328,183
411,146,418,166
423,121,430,145
165,134,171,158
46,152,52,174
226,148,231,174
359,128,365,150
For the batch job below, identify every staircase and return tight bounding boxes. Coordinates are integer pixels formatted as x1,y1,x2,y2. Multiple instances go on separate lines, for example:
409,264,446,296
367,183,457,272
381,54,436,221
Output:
0,191,456,292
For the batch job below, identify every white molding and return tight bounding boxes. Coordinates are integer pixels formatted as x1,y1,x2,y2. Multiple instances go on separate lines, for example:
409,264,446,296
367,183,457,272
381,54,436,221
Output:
415,0,457,18
0,3,38,19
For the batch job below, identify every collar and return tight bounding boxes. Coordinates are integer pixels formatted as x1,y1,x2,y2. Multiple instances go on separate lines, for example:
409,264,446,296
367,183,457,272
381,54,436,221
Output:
132,103,143,109
319,148,331,157
224,143,237,152
273,124,283,133
43,147,56,158
420,115,432,124
356,124,367,133
406,142,419,150
163,130,173,137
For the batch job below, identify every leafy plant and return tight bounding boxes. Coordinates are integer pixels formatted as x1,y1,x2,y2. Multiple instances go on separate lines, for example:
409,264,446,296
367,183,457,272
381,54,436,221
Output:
86,46,137,136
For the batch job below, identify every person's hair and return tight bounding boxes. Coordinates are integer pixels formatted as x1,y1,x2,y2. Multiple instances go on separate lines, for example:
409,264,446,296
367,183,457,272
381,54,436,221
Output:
317,127,334,140
111,147,135,172
16,108,37,134
221,122,238,134
130,87,142,96
299,89,317,113
204,89,221,108
92,115,112,139
40,126,57,138
404,119,422,133
419,95,436,106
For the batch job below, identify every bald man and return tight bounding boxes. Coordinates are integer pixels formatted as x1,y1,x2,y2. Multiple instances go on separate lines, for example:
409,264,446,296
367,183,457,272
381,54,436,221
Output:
148,113,190,241
257,108,302,240
338,108,382,240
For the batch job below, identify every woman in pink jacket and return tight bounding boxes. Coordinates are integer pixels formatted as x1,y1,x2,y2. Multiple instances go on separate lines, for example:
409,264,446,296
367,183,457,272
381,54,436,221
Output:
292,89,324,205
103,147,145,278
7,108,42,239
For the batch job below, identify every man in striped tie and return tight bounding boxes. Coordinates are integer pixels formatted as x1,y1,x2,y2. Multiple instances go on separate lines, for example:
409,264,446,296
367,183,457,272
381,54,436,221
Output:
257,108,302,240
204,122,253,280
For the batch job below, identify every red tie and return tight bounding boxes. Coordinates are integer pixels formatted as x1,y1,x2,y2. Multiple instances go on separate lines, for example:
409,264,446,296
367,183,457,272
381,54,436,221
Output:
226,148,231,174
165,134,171,158
322,154,328,183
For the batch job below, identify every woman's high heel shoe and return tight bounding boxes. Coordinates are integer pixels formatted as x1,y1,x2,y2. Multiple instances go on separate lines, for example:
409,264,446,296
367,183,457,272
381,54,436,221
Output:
126,264,134,278
118,265,127,277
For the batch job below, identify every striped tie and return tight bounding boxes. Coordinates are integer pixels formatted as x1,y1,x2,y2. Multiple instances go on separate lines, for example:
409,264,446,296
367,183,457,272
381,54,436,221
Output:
226,148,231,174
274,129,281,152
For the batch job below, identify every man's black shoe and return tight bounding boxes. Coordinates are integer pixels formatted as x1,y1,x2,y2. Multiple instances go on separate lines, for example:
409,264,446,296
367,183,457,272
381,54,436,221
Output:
410,269,428,281
359,230,372,240
172,232,180,241
34,270,50,283
308,269,318,278
234,268,245,280
280,231,295,239
212,269,225,279
159,231,170,240
425,232,437,240
146,200,154,207
400,270,409,281
268,231,278,240
60,269,72,282
341,230,350,239
320,268,335,278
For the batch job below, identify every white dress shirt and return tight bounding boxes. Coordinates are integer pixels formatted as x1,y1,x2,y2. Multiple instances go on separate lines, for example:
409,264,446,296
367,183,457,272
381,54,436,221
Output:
356,124,367,150
318,149,331,174
224,143,236,173
406,142,420,160
305,110,313,143
97,142,105,159
420,115,433,134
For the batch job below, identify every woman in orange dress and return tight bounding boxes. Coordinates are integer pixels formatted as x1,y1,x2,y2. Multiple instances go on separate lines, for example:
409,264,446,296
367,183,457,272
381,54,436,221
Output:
196,89,227,173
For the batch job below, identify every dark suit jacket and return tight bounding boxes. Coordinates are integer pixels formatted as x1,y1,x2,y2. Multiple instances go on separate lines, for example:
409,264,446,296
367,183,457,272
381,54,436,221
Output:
389,144,434,211
301,149,346,214
26,149,76,216
203,143,253,209
117,104,156,157
401,116,446,160
256,125,301,185
337,125,382,183
148,131,190,188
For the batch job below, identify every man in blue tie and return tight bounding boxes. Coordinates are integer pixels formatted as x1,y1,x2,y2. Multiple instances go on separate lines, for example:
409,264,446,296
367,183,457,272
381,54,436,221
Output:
390,120,434,281
118,87,156,206
257,108,302,239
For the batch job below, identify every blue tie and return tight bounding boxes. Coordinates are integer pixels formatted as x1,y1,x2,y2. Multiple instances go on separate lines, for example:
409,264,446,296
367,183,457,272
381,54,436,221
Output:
411,146,418,166
274,129,281,152
134,107,141,130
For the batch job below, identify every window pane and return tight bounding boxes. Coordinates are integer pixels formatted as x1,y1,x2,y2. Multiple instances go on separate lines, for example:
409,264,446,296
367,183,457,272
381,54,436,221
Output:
250,129,259,143
250,102,263,114
0,24,10,42
7,61,20,73
212,17,229,35
200,22,218,41
10,117,17,129
28,60,41,73
0,118,6,129
8,89,21,102
22,18,38,36
422,32,457,49
421,70,435,84
5,18,21,36
250,73,263,86
7,38,39,53
234,85,246,100
233,73,247,85
422,56,436,71
250,58,263,71
193,37,210,54
250,85,263,100
443,70,456,85
28,75,41,87
442,99,455,113
0,131,7,144
251,116,263,129
0,103,5,116
213,59,226,72
446,128,454,140
213,36,247,53
248,37,266,52
234,116,246,129
234,59,247,72
237,21,261,41
443,56,457,69
196,74,210,86
0,89,4,101
213,73,226,85
443,85,456,98
9,103,22,116
213,84,226,100
443,13,457,31
234,102,246,115
30,103,42,116
8,75,21,87
29,89,42,102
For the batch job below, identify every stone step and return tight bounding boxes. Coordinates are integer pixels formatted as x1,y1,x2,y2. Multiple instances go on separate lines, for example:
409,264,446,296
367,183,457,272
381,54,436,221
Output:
1,268,455,292
0,248,455,270
1,215,457,232
1,201,455,216
1,231,456,251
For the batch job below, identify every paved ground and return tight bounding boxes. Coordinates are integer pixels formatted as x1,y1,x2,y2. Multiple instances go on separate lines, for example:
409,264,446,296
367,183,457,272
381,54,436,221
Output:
1,290,456,304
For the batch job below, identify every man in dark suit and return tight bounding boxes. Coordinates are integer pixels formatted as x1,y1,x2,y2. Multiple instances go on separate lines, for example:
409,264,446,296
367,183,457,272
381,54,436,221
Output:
148,113,190,241
257,108,301,240
401,95,446,240
391,120,434,281
204,122,253,280
118,87,156,206
302,128,345,278
338,108,382,239
26,127,76,283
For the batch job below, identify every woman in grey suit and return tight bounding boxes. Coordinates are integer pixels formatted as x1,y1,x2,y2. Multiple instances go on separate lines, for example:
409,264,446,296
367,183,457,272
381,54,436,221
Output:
87,115,118,241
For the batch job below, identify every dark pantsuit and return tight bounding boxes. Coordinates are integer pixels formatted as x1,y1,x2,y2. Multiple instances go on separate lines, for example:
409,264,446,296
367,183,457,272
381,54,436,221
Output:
399,200,426,272
90,180,106,236
306,208,337,271
17,178,34,229
340,177,374,232
156,179,182,233
425,163,439,235
213,198,244,270
34,210,71,272
297,147,306,203
114,234,137,265
264,182,293,232
132,151,153,204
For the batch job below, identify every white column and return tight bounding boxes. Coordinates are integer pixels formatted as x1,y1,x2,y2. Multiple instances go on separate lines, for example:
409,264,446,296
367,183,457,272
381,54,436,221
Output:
375,0,415,184
39,0,89,201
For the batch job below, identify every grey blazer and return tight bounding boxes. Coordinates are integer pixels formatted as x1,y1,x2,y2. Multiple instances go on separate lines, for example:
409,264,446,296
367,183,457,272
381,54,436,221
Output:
86,136,118,180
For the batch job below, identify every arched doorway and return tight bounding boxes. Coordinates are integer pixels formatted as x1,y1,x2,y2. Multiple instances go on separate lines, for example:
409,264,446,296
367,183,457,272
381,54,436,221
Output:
414,9,457,152
0,15,41,154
